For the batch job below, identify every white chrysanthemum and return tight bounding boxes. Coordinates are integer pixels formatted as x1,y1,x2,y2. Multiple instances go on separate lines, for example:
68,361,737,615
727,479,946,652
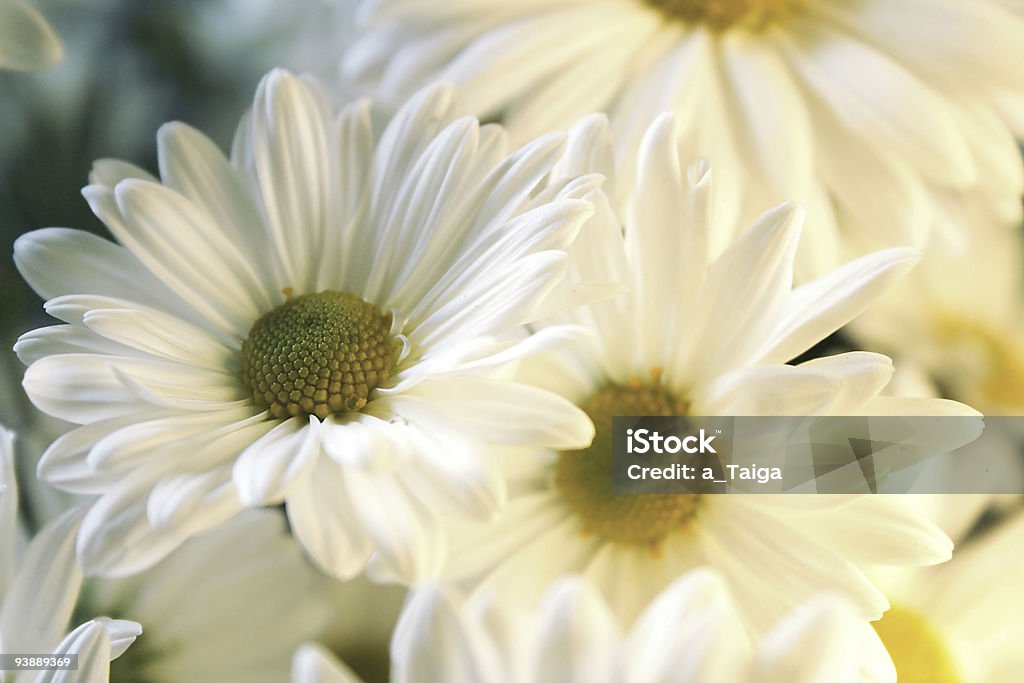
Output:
345,0,1024,274
851,208,1024,415
293,569,894,682
82,509,335,683
436,114,978,628
870,503,1024,683
15,69,597,582
0,426,140,683
0,0,61,71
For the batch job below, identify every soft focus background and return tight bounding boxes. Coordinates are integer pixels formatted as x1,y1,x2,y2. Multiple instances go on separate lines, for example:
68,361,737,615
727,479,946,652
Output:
1,0,354,340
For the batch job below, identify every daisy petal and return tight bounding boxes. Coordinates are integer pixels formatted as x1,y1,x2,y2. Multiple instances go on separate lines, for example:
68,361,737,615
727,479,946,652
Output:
42,621,112,683
757,249,918,364
0,0,61,71
292,643,365,683
530,578,622,683
392,584,500,683
286,457,374,580
251,69,332,293
0,509,83,655
233,417,321,507
344,468,445,582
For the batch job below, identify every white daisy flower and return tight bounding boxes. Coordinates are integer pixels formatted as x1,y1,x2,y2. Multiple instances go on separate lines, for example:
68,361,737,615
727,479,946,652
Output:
851,209,1024,415
15,69,597,581
437,114,978,628
871,504,1024,682
292,569,894,682
345,0,1024,274
0,426,140,682
82,509,335,683
0,0,61,71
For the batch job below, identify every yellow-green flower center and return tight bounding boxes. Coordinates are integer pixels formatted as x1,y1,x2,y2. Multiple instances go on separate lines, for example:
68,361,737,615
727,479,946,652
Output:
934,314,1024,412
240,291,396,420
643,0,805,31
555,380,701,547
872,606,962,683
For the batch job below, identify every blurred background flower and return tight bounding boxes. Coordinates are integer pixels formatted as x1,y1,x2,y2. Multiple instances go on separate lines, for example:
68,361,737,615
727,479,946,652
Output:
293,570,893,682
0,426,142,682
0,0,62,71
1,0,356,350
345,0,1024,276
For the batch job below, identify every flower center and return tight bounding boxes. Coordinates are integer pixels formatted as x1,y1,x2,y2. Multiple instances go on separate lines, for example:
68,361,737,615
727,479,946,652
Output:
555,381,700,547
240,291,397,420
642,0,804,31
872,606,962,683
934,315,1024,412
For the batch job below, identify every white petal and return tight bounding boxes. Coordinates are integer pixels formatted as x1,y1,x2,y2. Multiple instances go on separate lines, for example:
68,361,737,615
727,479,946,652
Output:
344,468,445,582
88,408,253,474
76,468,193,577
809,0,1024,94
781,19,975,186
362,116,483,305
111,178,267,334
41,620,111,683
366,82,460,220
529,577,623,683
13,228,192,323
36,414,163,494
553,114,616,192
285,457,373,580
405,197,592,335
147,465,242,534
625,113,688,369
799,496,953,566
250,69,332,293
0,509,83,655
0,427,17,594
750,597,873,683
757,249,918,364
792,353,894,414
292,643,365,683
233,417,321,507
155,121,276,310
704,501,889,625
15,324,137,366
628,569,749,683
398,423,505,520
691,203,803,384
0,0,61,71
393,376,594,449
96,617,143,661
81,295,239,370
411,251,571,350
321,413,407,470
392,584,500,683
804,93,929,251
695,364,840,416
23,354,241,423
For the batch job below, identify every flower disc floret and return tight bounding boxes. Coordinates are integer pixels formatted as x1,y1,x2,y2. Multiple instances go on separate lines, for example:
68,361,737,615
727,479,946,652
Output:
643,0,803,32
556,382,700,546
240,291,396,419
872,606,962,683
